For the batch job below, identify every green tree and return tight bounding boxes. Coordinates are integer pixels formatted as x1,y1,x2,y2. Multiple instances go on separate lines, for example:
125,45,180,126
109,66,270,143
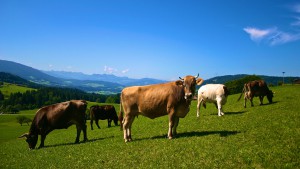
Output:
0,91,4,101
16,116,32,126
105,96,116,103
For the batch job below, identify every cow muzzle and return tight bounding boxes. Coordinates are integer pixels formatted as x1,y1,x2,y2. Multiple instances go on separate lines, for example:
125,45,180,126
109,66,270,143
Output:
184,93,193,100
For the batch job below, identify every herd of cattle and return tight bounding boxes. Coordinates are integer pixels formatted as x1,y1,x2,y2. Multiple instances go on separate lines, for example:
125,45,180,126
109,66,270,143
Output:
19,74,274,149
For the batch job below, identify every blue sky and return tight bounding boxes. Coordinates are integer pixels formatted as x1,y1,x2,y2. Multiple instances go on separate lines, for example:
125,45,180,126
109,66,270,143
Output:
0,0,299,80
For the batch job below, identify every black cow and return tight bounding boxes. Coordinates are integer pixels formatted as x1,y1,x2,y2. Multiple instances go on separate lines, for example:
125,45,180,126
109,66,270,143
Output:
90,105,118,130
19,100,88,149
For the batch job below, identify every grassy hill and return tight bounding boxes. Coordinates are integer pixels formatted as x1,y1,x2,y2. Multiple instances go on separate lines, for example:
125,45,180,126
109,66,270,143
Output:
0,83,36,99
0,85,299,168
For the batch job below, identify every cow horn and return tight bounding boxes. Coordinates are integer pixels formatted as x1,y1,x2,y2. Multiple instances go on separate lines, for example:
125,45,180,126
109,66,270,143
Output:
179,77,184,80
18,133,29,139
195,73,199,78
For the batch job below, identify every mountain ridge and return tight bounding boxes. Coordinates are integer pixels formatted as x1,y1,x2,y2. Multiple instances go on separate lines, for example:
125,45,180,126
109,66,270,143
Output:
42,70,166,86
0,60,167,94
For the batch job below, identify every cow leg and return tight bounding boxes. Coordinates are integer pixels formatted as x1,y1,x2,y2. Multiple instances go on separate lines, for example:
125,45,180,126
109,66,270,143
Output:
250,97,254,107
216,98,224,116
82,123,88,142
127,116,135,141
259,96,264,105
38,134,46,148
197,99,202,118
95,119,101,129
90,119,94,130
123,115,135,142
172,116,179,136
75,125,82,143
107,119,112,127
168,111,176,139
244,94,247,108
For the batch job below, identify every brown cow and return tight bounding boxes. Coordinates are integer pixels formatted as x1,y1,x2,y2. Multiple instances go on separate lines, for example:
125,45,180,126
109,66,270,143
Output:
238,80,273,108
19,100,88,149
119,74,204,142
90,105,118,130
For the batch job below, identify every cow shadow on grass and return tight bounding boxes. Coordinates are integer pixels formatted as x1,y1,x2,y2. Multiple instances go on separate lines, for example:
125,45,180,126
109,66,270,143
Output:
206,111,247,116
224,111,247,115
42,137,107,149
260,101,278,106
140,130,240,141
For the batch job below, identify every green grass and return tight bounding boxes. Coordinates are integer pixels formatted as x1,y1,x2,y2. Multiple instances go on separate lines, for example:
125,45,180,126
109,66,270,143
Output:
0,83,36,99
0,85,299,168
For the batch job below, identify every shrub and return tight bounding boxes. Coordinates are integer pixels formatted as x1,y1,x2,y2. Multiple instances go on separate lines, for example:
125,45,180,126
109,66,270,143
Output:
16,116,32,126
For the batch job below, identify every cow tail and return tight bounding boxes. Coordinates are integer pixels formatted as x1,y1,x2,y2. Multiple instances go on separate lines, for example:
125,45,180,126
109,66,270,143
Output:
118,94,124,131
223,85,229,97
237,84,246,101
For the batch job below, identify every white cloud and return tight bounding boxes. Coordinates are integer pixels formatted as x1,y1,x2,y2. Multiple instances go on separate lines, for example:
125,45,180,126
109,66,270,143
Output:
244,3,300,46
104,65,118,74
244,26,300,46
243,27,273,41
121,69,129,74
269,31,300,46
48,64,53,68
292,4,300,13
291,16,300,26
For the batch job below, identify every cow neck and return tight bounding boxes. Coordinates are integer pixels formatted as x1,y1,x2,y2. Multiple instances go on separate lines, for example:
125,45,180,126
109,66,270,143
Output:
29,119,39,135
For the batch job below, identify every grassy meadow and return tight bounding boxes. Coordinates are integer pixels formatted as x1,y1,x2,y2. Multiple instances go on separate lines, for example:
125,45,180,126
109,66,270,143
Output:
0,85,299,168
0,83,36,99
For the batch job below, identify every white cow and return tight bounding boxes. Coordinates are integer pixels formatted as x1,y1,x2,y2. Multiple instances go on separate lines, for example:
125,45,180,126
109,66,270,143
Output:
197,84,229,117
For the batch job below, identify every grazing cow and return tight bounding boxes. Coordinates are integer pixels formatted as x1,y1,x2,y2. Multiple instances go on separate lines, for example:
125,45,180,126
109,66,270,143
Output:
197,84,229,117
119,74,204,142
90,105,118,130
19,100,88,149
238,80,273,108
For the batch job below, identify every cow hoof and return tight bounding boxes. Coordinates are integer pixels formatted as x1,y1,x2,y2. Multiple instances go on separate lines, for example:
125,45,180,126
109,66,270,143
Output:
125,139,131,143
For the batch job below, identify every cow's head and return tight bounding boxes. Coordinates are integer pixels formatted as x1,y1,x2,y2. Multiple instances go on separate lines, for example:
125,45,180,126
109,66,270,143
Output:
177,74,204,100
267,90,274,103
19,133,38,150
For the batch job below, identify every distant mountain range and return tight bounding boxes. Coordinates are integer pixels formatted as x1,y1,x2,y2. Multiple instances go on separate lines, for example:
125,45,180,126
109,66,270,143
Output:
0,59,298,94
0,60,166,94
43,70,166,86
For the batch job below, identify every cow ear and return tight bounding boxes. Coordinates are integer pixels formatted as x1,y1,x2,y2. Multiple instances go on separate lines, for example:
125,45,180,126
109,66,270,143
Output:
196,78,204,85
18,133,29,139
175,80,183,86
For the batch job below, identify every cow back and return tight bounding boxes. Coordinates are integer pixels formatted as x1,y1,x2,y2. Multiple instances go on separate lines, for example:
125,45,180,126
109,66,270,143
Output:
34,100,87,130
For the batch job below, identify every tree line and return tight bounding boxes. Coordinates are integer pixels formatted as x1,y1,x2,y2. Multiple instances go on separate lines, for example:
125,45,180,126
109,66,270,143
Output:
0,87,120,113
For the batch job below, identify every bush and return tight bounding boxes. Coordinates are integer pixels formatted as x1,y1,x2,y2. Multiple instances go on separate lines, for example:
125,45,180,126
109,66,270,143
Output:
16,116,32,126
